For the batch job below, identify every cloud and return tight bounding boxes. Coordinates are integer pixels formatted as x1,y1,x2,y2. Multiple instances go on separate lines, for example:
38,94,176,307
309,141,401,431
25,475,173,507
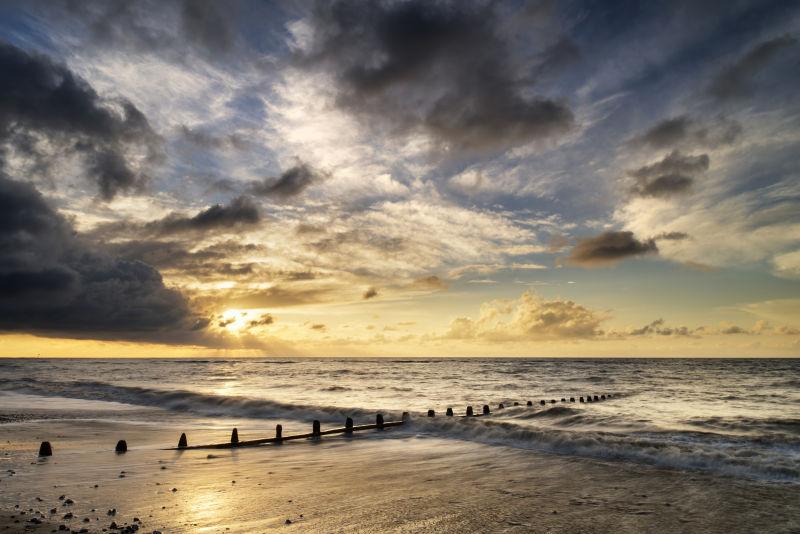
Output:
634,116,741,150
149,195,261,234
772,249,800,279
410,275,446,291
362,287,379,300
48,0,240,59
297,0,574,154
443,290,605,341
0,174,205,341
628,150,710,198
654,231,689,241
249,163,319,198
178,125,248,151
708,35,797,101
180,0,236,54
247,314,274,328
625,319,695,337
224,286,334,308
567,231,657,267
0,41,161,199
95,197,262,238
720,324,747,334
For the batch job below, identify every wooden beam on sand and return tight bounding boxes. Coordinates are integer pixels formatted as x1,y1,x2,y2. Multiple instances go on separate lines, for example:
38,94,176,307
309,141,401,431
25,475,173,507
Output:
166,392,617,451
170,416,405,450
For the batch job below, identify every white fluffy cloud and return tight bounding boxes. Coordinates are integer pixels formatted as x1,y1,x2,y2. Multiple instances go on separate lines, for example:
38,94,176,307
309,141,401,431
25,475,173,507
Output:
444,291,605,341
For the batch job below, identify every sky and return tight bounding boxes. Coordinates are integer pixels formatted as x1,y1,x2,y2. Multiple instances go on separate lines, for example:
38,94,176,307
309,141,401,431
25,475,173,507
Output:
0,0,799,357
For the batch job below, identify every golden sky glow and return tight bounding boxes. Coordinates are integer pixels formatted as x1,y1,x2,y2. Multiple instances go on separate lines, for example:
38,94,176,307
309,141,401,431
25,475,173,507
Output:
0,2,799,357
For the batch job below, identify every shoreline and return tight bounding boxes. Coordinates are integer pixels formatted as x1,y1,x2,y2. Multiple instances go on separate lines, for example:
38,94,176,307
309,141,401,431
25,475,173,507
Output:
2,419,799,533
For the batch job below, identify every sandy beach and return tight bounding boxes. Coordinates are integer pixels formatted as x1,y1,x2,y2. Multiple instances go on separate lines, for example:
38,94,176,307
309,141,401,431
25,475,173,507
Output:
2,415,799,533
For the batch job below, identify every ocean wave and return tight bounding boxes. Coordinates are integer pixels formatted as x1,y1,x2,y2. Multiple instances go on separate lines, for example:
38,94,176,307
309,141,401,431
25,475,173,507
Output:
0,379,384,424
685,416,800,435
409,416,800,483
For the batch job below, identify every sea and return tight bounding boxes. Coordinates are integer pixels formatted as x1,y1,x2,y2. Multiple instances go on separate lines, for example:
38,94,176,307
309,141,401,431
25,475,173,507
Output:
1,358,798,483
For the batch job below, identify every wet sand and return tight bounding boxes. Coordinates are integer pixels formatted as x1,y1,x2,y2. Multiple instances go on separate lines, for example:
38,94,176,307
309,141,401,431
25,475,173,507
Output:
2,418,799,533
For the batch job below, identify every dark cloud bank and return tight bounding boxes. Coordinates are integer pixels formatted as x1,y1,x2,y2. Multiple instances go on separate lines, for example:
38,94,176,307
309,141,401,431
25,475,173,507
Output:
629,150,710,198
300,0,574,154
568,231,658,267
708,35,797,102
0,173,209,342
0,41,161,199
249,163,319,198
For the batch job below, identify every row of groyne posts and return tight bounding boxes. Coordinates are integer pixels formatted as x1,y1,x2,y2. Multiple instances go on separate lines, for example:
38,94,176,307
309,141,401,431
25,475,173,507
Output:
36,394,614,456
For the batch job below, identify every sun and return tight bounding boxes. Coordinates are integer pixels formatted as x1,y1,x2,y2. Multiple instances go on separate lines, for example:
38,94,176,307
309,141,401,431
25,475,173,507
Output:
217,309,251,333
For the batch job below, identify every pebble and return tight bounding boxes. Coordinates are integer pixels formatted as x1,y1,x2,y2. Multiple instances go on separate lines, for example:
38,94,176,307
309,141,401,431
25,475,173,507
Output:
285,519,292,524
63,512,73,519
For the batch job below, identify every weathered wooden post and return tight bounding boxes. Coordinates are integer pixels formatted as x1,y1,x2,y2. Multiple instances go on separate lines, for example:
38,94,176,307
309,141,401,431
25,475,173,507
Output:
601,395,606,400
446,407,454,416
483,404,490,415
586,395,592,402
498,403,505,410
231,428,239,445
275,424,283,442
550,399,556,404
376,413,385,429
427,409,435,417
345,417,354,433
402,412,410,422
579,396,584,402
513,402,519,406
526,400,533,406
466,406,474,416
593,395,599,401
561,398,566,402
38,442,52,457
312,420,321,438
540,400,546,406
115,440,127,453
178,433,187,448
570,397,575,403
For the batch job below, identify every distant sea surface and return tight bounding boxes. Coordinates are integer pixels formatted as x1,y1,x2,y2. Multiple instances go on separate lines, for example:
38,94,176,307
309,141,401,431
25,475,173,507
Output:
1,358,798,483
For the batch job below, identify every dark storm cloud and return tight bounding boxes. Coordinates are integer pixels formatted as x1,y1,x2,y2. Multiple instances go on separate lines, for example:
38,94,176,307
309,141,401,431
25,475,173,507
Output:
106,239,261,280
567,231,657,267
0,174,204,339
48,0,240,59
150,196,261,234
634,117,741,150
299,0,574,154
0,41,160,199
249,163,319,198
180,0,236,53
708,35,797,101
637,117,692,149
629,151,710,198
